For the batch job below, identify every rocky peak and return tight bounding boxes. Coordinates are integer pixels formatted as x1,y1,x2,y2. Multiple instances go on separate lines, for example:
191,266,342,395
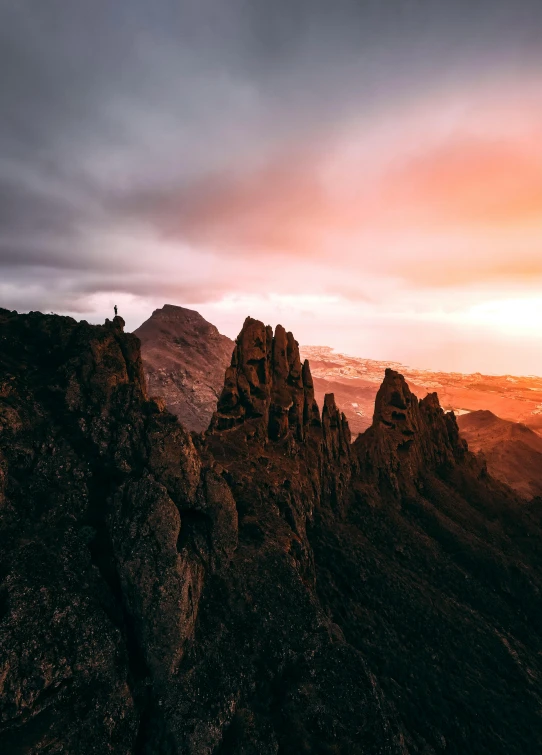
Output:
322,393,351,459
302,358,321,429
134,304,234,433
373,368,417,430
211,316,322,442
355,368,469,494
147,304,219,333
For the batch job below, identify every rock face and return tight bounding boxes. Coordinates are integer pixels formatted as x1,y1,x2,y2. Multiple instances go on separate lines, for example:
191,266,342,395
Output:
354,369,470,495
134,304,234,433
458,409,542,499
1,310,542,754
0,309,402,754
314,371,542,755
0,308,237,753
211,317,321,442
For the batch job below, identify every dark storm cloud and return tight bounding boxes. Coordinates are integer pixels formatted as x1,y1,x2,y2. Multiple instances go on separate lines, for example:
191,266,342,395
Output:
1,0,542,311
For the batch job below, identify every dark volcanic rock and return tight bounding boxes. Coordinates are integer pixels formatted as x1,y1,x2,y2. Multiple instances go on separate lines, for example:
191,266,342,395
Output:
211,317,322,445
313,370,542,754
0,308,238,753
0,310,403,754
203,321,403,754
354,369,470,496
135,304,234,433
1,310,542,754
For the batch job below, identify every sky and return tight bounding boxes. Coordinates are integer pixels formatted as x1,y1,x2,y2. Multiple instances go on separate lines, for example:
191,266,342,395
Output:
2,0,542,374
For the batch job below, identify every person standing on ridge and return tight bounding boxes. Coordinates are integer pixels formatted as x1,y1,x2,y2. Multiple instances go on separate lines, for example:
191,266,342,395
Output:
114,304,118,316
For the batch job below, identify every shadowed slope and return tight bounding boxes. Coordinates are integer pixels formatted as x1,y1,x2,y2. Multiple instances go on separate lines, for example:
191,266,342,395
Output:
311,369,542,755
0,309,404,754
201,317,400,754
1,311,542,754
458,409,542,499
0,309,238,753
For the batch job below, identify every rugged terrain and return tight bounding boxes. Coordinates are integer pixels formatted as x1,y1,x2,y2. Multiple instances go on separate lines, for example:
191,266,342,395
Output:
0,309,402,754
301,345,542,437
457,410,542,499
1,308,542,754
135,304,234,432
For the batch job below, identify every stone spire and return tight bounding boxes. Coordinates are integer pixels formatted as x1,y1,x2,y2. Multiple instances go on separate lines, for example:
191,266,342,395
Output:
355,368,468,494
211,317,322,441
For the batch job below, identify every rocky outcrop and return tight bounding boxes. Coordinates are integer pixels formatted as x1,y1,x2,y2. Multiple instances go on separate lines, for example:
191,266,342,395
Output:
354,368,470,496
0,310,403,754
322,392,351,459
313,370,542,755
135,304,234,433
2,310,542,755
0,308,237,753
198,320,404,754
211,317,321,443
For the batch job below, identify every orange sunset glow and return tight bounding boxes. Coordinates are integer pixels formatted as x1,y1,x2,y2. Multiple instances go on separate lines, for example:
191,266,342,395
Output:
99,79,541,376
2,2,542,376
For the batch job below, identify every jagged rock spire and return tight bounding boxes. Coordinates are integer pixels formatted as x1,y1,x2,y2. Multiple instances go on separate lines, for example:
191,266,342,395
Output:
355,368,468,494
302,359,321,429
211,317,322,441
322,393,351,459
372,368,418,433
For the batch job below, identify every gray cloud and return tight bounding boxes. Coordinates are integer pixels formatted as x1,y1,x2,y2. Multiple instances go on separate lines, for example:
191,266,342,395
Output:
1,0,542,314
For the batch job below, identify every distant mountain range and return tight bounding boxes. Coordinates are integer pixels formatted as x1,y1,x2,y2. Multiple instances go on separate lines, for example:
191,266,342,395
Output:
301,344,542,438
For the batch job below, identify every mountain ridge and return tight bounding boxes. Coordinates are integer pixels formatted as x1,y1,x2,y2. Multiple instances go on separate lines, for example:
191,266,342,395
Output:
1,308,541,753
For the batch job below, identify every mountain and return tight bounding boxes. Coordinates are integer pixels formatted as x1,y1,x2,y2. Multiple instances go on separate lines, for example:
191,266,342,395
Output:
134,304,234,432
302,344,542,437
0,309,400,754
1,308,542,754
457,410,542,499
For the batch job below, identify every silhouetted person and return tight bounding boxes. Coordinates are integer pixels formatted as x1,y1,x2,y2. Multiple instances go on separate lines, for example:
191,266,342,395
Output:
114,305,118,316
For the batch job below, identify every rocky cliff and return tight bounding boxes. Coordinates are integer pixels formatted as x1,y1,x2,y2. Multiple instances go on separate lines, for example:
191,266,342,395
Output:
0,309,240,753
135,304,234,433
0,310,402,754
1,309,541,754
354,368,470,496
314,370,542,754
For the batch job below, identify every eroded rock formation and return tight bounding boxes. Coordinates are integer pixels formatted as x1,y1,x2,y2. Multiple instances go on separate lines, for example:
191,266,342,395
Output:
211,317,322,444
0,310,403,754
355,368,470,496
1,310,542,754
0,309,238,753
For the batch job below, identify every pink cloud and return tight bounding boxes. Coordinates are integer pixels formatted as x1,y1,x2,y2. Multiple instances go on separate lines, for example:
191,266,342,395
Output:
129,81,542,294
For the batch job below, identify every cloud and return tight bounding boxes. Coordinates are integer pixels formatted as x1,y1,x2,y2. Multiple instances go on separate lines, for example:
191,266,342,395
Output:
2,0,542,373
101,88,542,295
